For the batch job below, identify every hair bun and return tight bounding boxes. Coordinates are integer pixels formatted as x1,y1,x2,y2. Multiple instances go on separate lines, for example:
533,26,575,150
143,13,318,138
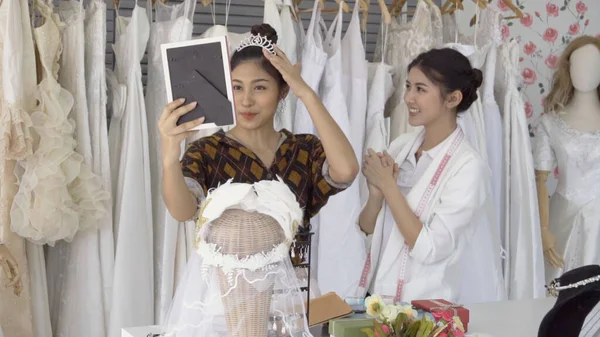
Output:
251,23,278,44
471,68,483,88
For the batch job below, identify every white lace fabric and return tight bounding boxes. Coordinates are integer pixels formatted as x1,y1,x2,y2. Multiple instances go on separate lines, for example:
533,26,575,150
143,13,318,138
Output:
375,0,442,141
533,114,600,206
195,178,304,265
163,179,311,337
9,0,109,245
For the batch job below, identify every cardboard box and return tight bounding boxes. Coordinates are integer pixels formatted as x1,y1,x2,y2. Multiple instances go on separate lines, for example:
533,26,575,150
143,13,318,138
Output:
411,299,469,332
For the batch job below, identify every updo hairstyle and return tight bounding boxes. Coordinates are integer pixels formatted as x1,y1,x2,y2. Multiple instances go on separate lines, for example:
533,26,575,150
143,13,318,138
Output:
230,24,287,93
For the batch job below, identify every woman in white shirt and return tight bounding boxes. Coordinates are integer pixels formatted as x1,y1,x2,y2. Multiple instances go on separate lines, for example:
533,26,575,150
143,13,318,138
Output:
355,48,505,304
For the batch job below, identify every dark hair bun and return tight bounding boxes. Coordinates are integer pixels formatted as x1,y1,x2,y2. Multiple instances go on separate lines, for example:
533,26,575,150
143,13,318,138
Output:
251,23,278,44
471,68,483,88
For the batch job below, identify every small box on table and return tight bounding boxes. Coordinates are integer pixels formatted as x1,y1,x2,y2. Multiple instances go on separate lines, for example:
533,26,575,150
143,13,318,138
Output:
411,299,470,332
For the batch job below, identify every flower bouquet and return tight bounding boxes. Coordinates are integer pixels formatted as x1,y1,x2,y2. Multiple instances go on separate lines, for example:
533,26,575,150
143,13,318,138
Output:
361,295,466,337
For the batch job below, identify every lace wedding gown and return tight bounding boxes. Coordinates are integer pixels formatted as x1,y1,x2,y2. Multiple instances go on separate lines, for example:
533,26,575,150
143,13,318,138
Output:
374,0,442,142
143,0,195,323
10,0,108,246
0,0,35,334
533,113,600,283
45,0,114,335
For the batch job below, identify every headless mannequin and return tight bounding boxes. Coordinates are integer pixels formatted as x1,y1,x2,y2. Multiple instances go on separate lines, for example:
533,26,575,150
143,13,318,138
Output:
535,43,600,268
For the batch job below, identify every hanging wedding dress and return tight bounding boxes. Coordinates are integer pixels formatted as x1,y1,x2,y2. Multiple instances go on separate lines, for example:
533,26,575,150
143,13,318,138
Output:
292,0,326,284
342,1,367,173
264,0,299,132
143,0,196,323
313,3,364,298
0,0,35,335
189,0,249,141
496,39,544,298
45,0,112,335
107,3,152,337
84,0,114,327
293,0,326,136
441,11,489,163
359,24,395,206
10,0,108,242
376,0,439,142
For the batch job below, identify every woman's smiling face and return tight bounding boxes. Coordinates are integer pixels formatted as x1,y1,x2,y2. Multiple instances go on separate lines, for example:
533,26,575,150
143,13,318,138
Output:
231,61,282,130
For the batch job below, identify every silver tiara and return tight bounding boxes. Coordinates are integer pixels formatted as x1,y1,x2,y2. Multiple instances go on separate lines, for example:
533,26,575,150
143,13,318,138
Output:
236,34,276,55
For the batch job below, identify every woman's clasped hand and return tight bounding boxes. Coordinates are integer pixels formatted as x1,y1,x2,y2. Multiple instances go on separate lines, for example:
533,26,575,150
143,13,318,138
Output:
362,149,399,198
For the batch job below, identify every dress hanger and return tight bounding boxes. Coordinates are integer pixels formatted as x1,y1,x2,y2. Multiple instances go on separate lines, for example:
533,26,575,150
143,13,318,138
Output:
441,0,463,14
393,0,436,17
299,0,349,14
358,0,370,32
334,0,350,13
388,0,406,17
469,0,486,27
500,0,524,20
378,0,392,25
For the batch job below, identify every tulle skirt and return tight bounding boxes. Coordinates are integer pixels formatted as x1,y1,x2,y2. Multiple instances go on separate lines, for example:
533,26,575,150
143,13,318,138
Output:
162,252,313,337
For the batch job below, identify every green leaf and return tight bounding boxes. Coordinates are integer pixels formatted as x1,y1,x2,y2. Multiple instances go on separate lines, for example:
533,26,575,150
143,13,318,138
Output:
560,6,566,10
539,83,543,87
361,328,377,337
541,88,545,94
507,21,513,26
519,5,525,10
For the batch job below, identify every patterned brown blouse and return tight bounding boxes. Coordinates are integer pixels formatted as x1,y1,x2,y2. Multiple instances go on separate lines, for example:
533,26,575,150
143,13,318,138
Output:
180,129,348,228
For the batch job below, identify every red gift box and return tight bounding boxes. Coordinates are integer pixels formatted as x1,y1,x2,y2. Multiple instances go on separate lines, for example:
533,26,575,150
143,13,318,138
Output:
411,299,470,332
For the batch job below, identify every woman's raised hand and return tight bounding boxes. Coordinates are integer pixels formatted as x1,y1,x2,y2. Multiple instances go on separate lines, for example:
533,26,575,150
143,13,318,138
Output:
158,98,204,166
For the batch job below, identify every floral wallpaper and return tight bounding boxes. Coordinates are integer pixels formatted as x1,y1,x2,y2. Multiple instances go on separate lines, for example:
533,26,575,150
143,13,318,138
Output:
457,0,600,191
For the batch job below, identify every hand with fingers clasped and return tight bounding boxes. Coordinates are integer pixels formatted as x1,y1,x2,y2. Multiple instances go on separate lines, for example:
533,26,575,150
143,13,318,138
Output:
262,45,311,98
158,98,204,167
362,149,399,199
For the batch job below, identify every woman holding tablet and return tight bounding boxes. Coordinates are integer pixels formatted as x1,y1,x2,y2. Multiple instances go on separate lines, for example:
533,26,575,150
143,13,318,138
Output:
159,23,358,230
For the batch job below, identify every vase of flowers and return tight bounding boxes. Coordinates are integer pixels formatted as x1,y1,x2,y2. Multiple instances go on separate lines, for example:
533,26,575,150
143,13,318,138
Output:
362,295,466,337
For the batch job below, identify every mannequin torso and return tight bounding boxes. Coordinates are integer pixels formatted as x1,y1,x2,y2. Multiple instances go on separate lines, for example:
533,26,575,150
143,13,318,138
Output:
561,44,600,132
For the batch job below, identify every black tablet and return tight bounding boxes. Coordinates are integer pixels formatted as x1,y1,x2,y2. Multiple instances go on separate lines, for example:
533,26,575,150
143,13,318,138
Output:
161,36,237,130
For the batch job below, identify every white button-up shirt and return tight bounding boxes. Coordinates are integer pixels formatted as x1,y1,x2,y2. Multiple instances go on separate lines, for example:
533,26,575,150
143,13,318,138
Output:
371,128,490,302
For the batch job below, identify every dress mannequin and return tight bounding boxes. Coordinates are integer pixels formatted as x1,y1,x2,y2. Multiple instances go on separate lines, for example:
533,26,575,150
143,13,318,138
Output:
534,36,600,282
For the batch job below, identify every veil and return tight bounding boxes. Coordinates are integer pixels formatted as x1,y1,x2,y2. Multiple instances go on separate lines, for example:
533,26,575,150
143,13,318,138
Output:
162,178,313,337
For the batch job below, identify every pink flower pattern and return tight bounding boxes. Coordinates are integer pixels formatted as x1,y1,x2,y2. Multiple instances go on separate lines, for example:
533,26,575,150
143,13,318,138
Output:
521,13,534,27
490,0,599,188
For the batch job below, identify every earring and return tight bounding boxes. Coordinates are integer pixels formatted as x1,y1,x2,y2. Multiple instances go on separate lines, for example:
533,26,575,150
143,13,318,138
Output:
277,99,287,116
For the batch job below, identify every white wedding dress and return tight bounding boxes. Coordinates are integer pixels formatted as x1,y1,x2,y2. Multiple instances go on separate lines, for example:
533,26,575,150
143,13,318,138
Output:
533,113,600,283
0,0,36,334
144,0,196,323
374,0,441,142
107,3,153,337
10,0,108,245
495,37,545,300
45,0,112,335
163,179,312,337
